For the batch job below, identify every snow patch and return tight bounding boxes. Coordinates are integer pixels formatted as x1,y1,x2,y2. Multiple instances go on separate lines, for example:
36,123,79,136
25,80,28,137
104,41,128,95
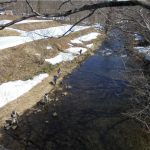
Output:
46,46,53,50
45,52,76,65
86,43,93,48
71,32,100,44
67,47,87,55
0,73,49,108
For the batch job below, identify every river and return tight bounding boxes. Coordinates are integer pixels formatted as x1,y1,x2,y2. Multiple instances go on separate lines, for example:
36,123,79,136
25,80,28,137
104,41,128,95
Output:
1,29,150,150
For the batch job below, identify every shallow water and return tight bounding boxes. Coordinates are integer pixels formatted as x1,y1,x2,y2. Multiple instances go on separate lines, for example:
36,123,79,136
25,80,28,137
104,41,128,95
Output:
1,29,150,150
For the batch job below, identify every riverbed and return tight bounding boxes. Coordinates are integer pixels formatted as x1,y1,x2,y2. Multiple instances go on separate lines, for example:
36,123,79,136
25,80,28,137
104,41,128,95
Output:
1,29,150,150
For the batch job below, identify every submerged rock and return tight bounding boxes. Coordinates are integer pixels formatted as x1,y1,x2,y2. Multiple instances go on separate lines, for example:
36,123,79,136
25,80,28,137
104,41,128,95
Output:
45,121,49,123
11,125,17,130
37,109,42,112
56,97,59,101
53,112,57,117
62,92,68,96
4,123,11,131
57,87,63,91
66,85,72,89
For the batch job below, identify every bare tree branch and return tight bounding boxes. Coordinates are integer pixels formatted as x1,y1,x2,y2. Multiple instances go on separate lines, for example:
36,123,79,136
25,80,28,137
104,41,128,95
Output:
57,0,74,10
61,9,97,37
0,0,16,4
26,0,43,16
0,14,37,30
0,1,150,30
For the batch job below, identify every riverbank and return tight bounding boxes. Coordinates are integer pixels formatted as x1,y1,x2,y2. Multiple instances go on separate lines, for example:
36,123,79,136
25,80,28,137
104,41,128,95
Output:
1,27,150,150
0,33,105,128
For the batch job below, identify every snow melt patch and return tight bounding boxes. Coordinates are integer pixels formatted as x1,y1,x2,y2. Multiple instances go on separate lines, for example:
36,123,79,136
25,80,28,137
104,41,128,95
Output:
134,46,150,56
0,19,52,25
134,34,143,41
45,52,76,65
46,46,53,50
0,25,90,50
0,36,32,50
71,32,100,44
35,53,40,56
86,43,93,48
67,47,87,55
0,73,49,108
68,43,73,47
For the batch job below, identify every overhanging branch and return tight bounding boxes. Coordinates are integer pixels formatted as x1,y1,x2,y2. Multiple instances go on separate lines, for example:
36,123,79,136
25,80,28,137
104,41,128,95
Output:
0,1,150,30
0,14,37,30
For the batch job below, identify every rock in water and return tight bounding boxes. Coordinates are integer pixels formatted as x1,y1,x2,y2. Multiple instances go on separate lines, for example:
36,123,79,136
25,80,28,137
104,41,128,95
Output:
12,125,17,130
37,109,42,112
56,97,59,101
62,92,68,96
45,121,49,123
66,85,72,89
4,124,11,131
53,112,57,117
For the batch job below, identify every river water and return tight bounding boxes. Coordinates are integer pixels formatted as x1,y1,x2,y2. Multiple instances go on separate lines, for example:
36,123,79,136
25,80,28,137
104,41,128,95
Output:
1,29,150,150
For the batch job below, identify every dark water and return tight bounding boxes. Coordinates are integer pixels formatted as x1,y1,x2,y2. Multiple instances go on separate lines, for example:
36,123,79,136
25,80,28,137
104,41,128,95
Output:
1,29,150,150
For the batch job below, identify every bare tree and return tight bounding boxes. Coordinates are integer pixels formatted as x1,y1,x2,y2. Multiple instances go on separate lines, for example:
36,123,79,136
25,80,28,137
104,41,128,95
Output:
0,0,150,30
112,57,150,132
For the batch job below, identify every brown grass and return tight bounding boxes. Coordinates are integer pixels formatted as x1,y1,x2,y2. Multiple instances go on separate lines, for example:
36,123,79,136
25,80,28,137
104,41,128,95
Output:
0,15,60,31
0,15,37,20
0,22,105,127
11,21,61,31
0,34,105,128
0,29,20,36
0,27,103,85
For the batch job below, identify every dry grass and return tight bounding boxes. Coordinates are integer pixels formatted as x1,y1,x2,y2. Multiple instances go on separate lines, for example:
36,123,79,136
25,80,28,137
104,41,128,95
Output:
11,21,61,31
0,15,61,31
0,27,104,85
0,17,104,85
0,15,37,20
0,20,105,126
0,29,20,36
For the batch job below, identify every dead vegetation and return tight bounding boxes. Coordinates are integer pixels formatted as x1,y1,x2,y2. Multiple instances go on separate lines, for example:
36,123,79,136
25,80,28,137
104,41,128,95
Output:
10,21,61,31
113,58,150,132
0,21,104,85
0,29,20,36
0,20,105,125
0,15,37,20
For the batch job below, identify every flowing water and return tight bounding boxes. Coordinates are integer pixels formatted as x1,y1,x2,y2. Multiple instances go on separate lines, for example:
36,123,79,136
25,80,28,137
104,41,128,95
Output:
1,29,150,150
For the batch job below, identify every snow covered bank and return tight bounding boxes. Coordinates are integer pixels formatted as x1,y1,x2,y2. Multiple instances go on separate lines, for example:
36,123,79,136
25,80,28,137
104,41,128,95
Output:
134,46,150,60
0,73,49,108
134,46,150,56
0,21,103,108
134,34,143,41
86,43,93,48
45,32,100,65
0,19,52,25
45,52,76,65
67,47,87,55
0,25,90,50
0,36,32,50
71,32,100,44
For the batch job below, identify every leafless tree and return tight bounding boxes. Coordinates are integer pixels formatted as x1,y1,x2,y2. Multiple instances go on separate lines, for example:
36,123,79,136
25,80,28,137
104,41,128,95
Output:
1,0,150,131
0,0,150,30
112,57,150,132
